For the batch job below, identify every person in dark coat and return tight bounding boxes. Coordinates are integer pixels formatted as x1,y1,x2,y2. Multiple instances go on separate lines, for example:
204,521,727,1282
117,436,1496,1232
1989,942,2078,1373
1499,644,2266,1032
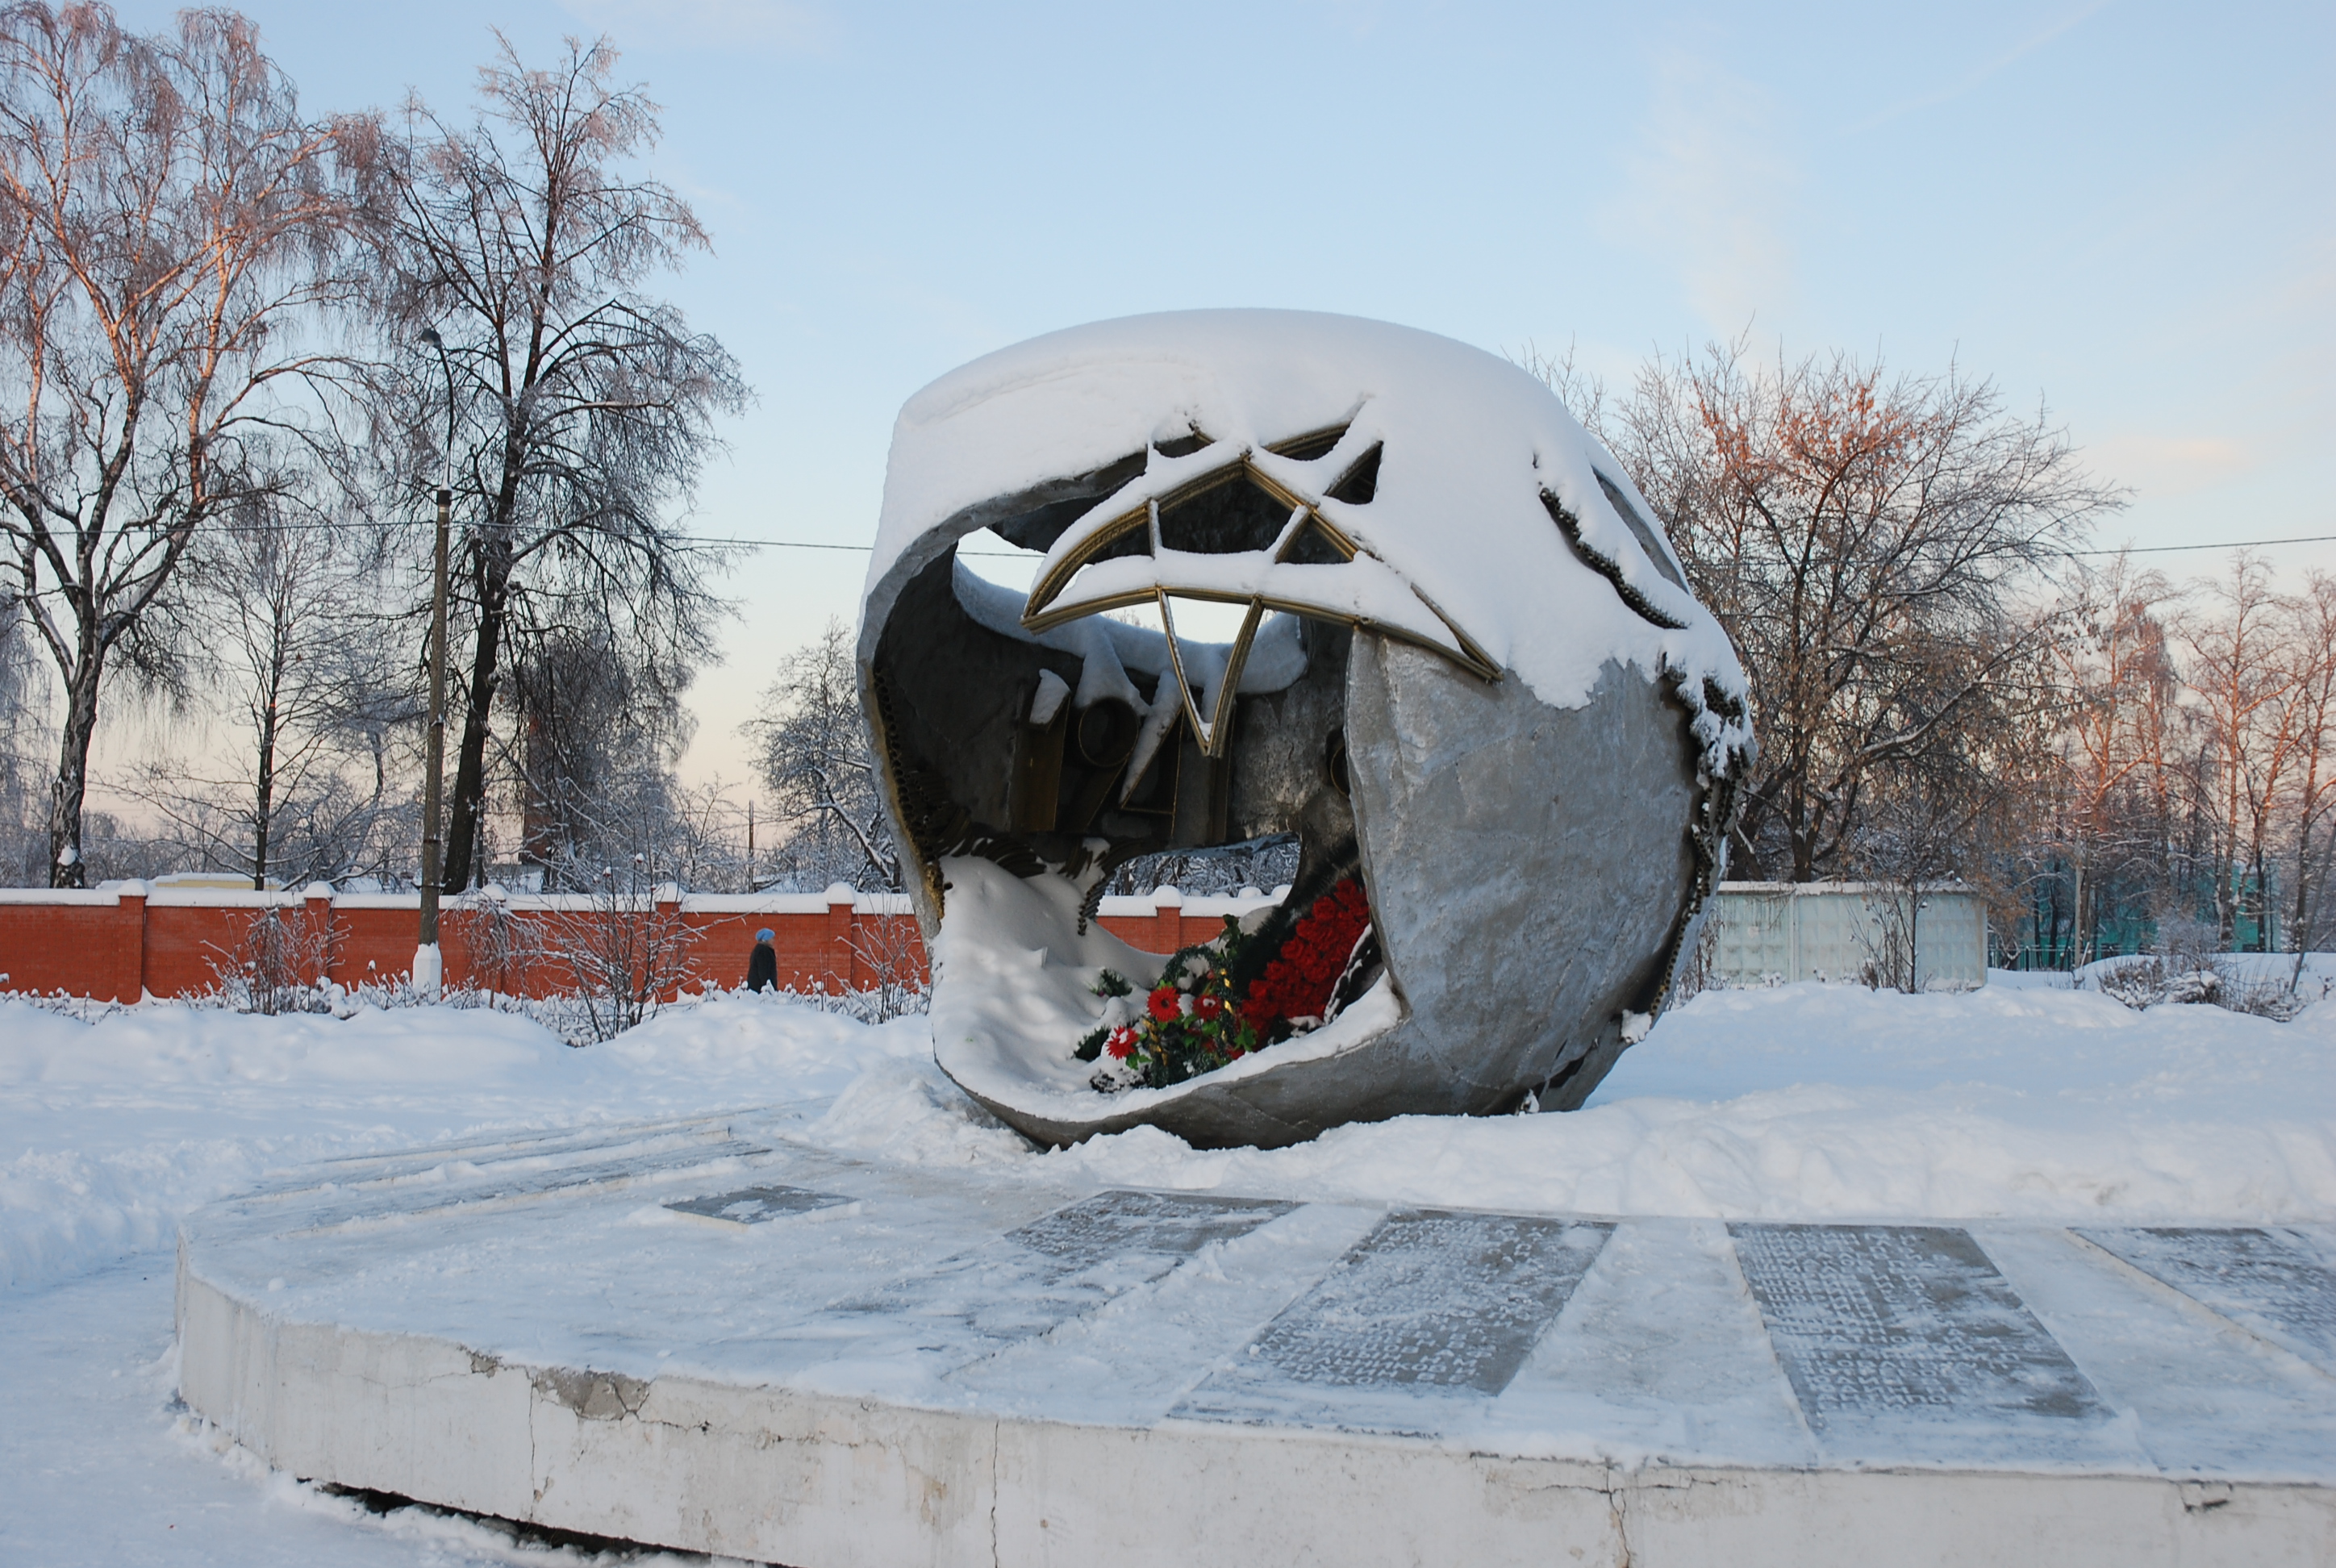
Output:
746,927,778,993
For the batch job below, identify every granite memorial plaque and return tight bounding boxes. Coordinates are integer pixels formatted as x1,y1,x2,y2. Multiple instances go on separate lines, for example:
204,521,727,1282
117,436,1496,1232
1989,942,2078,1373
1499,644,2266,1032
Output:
1248,1210,1613,1391
1730,1224,2109,1444
2079,1226,2336,1374
1004,1189,1297,1271
231,1116,744,1211
665,1184,852,1226
837,1190,1298,1355
279,1136,779,1235
1173,1210,1612,1432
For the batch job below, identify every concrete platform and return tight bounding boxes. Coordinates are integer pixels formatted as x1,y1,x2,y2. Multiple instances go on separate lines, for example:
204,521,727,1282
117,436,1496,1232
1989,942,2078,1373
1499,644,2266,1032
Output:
175,1107,2336,1566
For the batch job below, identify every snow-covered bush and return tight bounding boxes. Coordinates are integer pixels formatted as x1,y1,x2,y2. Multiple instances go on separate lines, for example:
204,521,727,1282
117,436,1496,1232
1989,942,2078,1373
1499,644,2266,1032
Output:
2083,950,2322,1020
206,908,340,1016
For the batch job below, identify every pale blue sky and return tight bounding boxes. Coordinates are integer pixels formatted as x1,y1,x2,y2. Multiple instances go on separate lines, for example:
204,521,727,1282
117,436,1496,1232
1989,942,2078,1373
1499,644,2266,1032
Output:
112,0,2336,788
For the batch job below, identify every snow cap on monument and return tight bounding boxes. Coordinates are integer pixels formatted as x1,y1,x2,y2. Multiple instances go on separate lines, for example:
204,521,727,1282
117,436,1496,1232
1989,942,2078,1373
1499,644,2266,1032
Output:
860,310,1752,1150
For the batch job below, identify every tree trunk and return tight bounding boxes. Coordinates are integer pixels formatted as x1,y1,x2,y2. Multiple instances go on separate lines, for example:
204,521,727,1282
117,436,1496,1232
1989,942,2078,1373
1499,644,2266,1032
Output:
47,647,102,889
2292,807,2319,961
441,548,510,893
252,703,277,890
2071,856,2086,968
1789,821,1816,882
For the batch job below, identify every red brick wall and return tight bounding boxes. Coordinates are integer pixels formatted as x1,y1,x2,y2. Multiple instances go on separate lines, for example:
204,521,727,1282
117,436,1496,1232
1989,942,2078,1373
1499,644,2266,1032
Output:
0,884,1264,1004
0,891,148,1001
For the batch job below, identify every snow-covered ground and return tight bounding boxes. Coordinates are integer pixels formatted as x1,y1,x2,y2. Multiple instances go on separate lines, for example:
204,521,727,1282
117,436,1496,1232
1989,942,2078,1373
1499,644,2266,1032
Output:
5,977,2333,1563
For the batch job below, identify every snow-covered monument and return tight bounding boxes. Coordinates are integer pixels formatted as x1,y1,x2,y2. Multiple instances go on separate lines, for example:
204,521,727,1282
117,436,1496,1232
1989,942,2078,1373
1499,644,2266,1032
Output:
859,311,1753,1148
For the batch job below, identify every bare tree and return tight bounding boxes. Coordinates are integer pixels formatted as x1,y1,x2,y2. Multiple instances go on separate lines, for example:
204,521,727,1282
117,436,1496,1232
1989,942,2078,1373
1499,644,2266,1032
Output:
2281,572,2336,976
744,618,898,891
2179,554,2301,949
131,487,419,887
507,620,689,882
1539,336,2125,882
377,34,746,895
0,4,380,885
2045,552,2185,962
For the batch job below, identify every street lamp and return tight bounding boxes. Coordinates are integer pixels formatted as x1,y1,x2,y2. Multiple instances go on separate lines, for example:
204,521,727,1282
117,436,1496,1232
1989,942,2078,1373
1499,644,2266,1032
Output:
414,327,457,996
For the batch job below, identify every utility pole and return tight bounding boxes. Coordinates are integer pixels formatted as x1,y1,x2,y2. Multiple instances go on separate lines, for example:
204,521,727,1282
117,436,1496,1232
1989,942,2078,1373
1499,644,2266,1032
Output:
415,327,457,994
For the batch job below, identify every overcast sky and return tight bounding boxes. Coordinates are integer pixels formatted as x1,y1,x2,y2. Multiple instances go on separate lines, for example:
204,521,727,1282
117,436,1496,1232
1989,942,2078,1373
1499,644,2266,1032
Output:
104,0,2336,794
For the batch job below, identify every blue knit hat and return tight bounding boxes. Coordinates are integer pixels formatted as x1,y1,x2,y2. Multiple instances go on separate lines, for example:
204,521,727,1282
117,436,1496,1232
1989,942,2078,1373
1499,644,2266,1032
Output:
756,928,774,943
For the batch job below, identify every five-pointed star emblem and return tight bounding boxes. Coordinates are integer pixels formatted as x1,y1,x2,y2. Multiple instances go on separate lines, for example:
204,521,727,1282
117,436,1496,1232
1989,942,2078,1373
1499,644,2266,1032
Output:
1020,427,1495,757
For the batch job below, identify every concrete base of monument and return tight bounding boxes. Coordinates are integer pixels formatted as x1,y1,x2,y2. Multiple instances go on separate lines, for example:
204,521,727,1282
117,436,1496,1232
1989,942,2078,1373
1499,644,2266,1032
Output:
174,1111,2336,1568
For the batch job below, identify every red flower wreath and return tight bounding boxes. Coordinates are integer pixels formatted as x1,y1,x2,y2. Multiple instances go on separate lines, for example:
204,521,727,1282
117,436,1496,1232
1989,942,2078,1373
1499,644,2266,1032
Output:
1074,879,1375,1093
1241,878,1372,1028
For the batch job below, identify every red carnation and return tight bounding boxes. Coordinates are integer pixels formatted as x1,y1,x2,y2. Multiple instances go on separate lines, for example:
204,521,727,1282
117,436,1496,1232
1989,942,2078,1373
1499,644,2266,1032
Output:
1239,876,1373,1028
1147,986,1180,1022
1107,1027,1137,1060
1194,993,1223,1021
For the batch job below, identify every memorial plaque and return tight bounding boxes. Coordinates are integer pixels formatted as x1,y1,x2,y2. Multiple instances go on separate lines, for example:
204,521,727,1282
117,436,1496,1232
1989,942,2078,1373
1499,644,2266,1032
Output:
1730,1224,2109,1436
282,1137,778,1234
665,1184,851,1226
1004,1189,1295,1271
1173,1210,1613,1433
840,1190,1298,1354
2079,1226,2336,1374
1244,1210,1612,1392
233,1116,742,1207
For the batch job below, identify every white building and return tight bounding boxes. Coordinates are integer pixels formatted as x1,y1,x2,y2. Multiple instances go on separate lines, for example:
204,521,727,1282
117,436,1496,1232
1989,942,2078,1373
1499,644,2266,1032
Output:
1708,882,1989,990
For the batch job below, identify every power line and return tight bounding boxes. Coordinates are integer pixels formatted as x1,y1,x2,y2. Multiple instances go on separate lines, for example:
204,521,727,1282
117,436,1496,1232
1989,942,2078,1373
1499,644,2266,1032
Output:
70,511,2336,561
2063,532,2336,557
687,535,1028,557
148,515,1035,557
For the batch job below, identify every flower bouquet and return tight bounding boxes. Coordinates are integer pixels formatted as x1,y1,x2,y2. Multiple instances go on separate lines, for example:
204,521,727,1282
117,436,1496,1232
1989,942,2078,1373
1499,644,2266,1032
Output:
1076,875,1380,1092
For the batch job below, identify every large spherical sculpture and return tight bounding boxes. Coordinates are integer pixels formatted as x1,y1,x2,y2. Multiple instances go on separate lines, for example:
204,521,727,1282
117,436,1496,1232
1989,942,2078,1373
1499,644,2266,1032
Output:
860,311,1752,1150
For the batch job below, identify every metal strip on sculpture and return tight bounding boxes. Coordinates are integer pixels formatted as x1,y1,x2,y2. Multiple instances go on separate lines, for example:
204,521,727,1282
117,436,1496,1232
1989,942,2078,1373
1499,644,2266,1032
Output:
858,311,1755,1149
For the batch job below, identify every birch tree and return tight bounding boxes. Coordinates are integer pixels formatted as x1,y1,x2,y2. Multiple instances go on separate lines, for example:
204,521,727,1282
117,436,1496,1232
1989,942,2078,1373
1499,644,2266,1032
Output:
2179,554,2300,948
2047,552,2183,961
0,3,378,884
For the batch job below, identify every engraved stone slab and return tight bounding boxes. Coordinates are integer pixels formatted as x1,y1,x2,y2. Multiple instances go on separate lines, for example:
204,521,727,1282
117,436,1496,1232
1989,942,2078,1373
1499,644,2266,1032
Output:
1731,1224,2112,1454
2078,1226,2336,1374
665,1184,851,1226
1173,1211,1612,1433
1003,1189,1297,1270
224,1116,746,1210
276,1138,779,1233
836,1191,1298,1360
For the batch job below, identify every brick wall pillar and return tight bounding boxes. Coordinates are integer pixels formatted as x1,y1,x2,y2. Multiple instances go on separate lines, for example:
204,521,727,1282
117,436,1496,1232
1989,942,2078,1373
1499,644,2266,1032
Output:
1152,885,1183,953
655,882,683,1000
116,880,148,1002
825,882,857,995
